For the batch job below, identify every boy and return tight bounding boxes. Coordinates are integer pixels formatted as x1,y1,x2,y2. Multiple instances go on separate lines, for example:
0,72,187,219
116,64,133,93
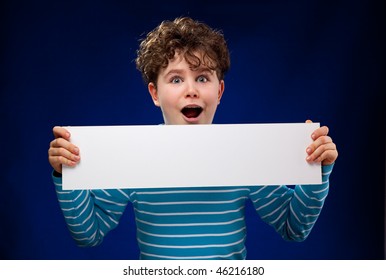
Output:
48,17,338,259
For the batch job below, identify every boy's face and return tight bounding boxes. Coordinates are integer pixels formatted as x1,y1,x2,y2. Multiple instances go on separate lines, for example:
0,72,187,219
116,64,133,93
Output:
148,52,224,125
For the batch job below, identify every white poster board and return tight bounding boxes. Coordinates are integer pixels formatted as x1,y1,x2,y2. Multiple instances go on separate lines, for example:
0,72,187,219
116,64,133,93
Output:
62,123,321,190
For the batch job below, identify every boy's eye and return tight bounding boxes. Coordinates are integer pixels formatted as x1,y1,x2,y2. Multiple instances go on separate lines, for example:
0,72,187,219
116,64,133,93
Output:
197,76,208,83
171,77,182,84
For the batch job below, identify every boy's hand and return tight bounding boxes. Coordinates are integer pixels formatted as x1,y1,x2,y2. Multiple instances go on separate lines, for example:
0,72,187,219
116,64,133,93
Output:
48,126,80,174
305,120,338,166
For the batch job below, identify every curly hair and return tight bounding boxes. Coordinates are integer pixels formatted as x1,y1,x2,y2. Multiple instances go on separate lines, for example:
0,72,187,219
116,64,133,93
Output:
135,17,230,85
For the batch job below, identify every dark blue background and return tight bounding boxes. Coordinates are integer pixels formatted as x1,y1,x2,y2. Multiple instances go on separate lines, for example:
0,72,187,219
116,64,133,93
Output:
1,0,384,259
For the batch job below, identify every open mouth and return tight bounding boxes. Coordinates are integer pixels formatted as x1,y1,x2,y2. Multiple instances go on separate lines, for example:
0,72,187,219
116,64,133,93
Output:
181,105,203,119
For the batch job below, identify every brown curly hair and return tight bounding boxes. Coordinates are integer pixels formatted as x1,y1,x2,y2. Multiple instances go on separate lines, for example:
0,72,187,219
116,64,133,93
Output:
135,17,230,86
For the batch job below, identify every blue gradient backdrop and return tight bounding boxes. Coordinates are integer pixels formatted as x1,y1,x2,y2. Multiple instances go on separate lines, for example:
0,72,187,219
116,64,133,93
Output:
1,0,384,259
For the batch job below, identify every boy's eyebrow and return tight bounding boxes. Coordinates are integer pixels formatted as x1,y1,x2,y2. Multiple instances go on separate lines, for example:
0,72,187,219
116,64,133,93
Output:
196,67,214,74
164,69,185,77
164,67,214,77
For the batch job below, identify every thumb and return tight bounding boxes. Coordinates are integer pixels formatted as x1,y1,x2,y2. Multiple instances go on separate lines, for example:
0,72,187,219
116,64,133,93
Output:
305,119,313,123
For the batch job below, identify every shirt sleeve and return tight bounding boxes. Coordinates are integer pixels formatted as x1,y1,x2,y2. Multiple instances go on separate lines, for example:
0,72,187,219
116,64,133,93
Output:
249,164,333,241
52,172,131,247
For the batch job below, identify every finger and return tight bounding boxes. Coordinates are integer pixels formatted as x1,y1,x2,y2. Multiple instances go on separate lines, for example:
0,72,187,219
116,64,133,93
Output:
313,149,338,165
48,147,80,163
306,135,333,155
306,142,336,162
311,125,329,140
53,126,71,140
305,119,313,123
49,154,78,170
50,137,79,155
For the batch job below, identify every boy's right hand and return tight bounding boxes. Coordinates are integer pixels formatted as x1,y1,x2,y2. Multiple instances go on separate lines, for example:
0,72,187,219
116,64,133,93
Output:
48,126,80,174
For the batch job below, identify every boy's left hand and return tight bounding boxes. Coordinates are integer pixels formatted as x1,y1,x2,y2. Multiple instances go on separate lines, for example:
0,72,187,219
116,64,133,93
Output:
305,120,338,166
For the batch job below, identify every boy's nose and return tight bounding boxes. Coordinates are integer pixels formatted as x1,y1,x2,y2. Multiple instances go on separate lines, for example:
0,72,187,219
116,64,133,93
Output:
185,91,199,98
185,81,199,98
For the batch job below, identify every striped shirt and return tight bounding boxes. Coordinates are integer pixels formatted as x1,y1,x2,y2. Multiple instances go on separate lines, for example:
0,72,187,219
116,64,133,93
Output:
53,164,333,260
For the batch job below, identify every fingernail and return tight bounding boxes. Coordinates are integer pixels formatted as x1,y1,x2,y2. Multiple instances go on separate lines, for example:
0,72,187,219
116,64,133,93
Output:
306,148,312,154
311,133,316,140
306,156,311,161
74,147,79,154
74,155,80,161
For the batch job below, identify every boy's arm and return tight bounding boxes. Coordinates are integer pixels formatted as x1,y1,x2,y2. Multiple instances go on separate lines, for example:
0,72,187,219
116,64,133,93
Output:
53,172,130,247
250,164,333,241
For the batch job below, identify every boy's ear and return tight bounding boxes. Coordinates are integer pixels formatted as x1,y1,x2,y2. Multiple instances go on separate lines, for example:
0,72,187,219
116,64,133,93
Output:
148,83,160,107
217,80,225,104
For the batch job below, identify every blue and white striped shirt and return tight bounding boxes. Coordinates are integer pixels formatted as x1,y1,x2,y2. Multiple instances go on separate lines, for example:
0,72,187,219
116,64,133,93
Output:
53,164,333,259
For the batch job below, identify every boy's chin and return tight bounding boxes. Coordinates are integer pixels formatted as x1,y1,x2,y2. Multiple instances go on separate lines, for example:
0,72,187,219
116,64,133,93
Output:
163,111,215,125
165,117,213,125
181,114,213,125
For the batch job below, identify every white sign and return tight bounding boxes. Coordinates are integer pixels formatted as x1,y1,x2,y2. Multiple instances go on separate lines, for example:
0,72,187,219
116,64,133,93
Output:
62,123,321,190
